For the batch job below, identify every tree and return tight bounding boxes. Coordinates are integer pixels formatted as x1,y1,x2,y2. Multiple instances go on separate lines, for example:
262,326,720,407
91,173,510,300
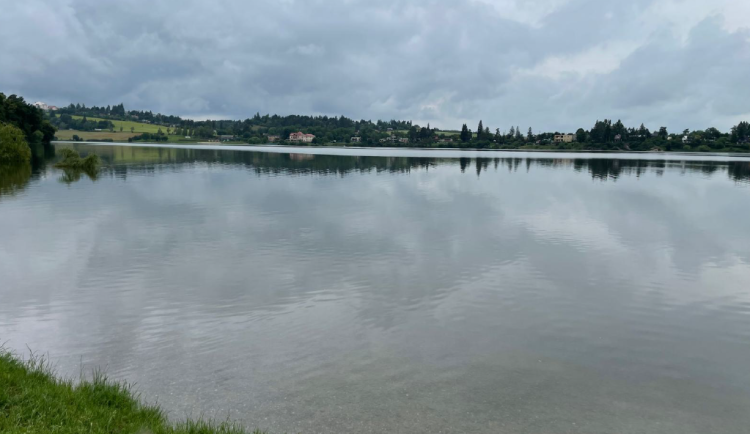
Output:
508,126,515,139
527,127,533,141
477,120,484,139
612,120,626,139
130,127,134,133
658,127,668,139
575,128,587,143
0,93,55,147
119,126,123,132
515,126,522,140
730,121,749,143
460,124,471,142
0,123,31,163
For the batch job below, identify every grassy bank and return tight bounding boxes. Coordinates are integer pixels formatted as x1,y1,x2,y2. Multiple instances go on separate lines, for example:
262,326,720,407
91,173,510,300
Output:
0,349,263,434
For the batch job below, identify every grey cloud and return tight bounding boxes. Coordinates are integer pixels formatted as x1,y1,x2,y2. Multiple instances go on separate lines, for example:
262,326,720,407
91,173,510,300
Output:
1,0,748,131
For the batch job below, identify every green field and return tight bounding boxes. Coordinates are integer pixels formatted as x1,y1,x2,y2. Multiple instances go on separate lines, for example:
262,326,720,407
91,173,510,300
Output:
0,348,262,434
55,115,205,143
65,115,165,134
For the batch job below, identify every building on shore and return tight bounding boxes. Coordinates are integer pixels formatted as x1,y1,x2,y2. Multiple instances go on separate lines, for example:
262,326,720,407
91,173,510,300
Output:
268,135,281,142
379,135,408,144
289,132,315,143
219,135,235,142
351,136,361,143
554,134,574,143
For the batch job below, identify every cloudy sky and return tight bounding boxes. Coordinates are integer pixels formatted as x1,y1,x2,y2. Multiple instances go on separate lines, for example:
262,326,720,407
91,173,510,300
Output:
1,0,749,132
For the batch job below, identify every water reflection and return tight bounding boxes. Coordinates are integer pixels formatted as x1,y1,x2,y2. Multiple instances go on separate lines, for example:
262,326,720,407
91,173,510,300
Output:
0,143,57,198
57,143,750,184
0,164,32,197
58,167,99,184
1,144,750,434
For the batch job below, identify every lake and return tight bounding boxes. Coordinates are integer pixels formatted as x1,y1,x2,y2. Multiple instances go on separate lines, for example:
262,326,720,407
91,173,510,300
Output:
2,143,750,433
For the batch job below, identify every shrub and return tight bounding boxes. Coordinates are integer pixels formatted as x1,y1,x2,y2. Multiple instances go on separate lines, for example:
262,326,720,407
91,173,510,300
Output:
55,148,100,171
0,123,32,164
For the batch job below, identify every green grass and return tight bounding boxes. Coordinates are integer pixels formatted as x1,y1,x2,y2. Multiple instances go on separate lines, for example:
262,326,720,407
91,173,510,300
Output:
65,115,165,134
0,348,264,434
55,115,207,143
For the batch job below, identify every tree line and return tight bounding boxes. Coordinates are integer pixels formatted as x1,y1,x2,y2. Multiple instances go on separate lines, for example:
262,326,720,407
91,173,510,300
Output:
52,99,750,152
49,114,116,132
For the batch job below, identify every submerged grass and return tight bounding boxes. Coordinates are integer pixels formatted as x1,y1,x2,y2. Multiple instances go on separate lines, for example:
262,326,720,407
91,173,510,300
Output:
54,148,101,171
0,348,264,434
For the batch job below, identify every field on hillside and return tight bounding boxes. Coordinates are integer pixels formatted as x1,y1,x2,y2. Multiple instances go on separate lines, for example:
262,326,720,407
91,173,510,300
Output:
54,115,202,142
64,115,165,134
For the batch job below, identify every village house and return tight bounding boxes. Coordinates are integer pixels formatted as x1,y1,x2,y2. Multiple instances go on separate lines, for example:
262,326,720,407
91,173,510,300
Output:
33,102,48,110
268,135,280,142
554,134,574,143
350,136,361,143
379,135,407,144
219,135,235,142
289,131,315,143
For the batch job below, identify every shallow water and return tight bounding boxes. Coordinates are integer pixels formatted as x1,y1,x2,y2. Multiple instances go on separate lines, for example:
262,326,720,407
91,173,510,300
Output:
2,144,750,433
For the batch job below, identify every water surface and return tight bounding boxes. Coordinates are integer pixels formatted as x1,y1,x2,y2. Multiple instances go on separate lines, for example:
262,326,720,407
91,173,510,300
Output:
1,144,750,433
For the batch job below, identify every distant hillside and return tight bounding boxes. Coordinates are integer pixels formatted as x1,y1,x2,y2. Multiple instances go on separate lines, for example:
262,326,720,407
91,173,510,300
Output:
45,99,750,152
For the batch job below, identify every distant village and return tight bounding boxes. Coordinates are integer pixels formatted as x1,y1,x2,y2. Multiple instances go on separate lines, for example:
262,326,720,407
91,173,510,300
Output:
30,99,750,152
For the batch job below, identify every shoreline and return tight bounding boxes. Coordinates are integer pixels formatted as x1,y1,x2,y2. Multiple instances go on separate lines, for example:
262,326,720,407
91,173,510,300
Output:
52,141,750,161
0,348,262,434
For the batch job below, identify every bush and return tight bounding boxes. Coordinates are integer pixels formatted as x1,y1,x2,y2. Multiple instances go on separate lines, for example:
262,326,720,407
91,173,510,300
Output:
55,148,100,171
0,123,32,164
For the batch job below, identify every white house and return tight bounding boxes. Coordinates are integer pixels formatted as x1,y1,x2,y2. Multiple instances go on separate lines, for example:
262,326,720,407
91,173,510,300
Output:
289,132,315,143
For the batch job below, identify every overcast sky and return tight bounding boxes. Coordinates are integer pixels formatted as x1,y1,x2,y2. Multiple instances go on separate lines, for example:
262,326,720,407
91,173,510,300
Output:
1,0,749,132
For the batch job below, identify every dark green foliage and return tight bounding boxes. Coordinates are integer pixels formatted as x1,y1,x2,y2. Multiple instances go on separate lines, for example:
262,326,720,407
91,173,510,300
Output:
0,123,32,163
575,128,587,143
460,124,471,142
49,114,116,132
731,121,749,144
129,132,169,142
0,349,263,434
0,93,56,150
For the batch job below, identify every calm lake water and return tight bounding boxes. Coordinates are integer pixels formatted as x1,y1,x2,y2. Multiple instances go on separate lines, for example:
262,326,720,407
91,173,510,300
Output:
2,143,750,433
